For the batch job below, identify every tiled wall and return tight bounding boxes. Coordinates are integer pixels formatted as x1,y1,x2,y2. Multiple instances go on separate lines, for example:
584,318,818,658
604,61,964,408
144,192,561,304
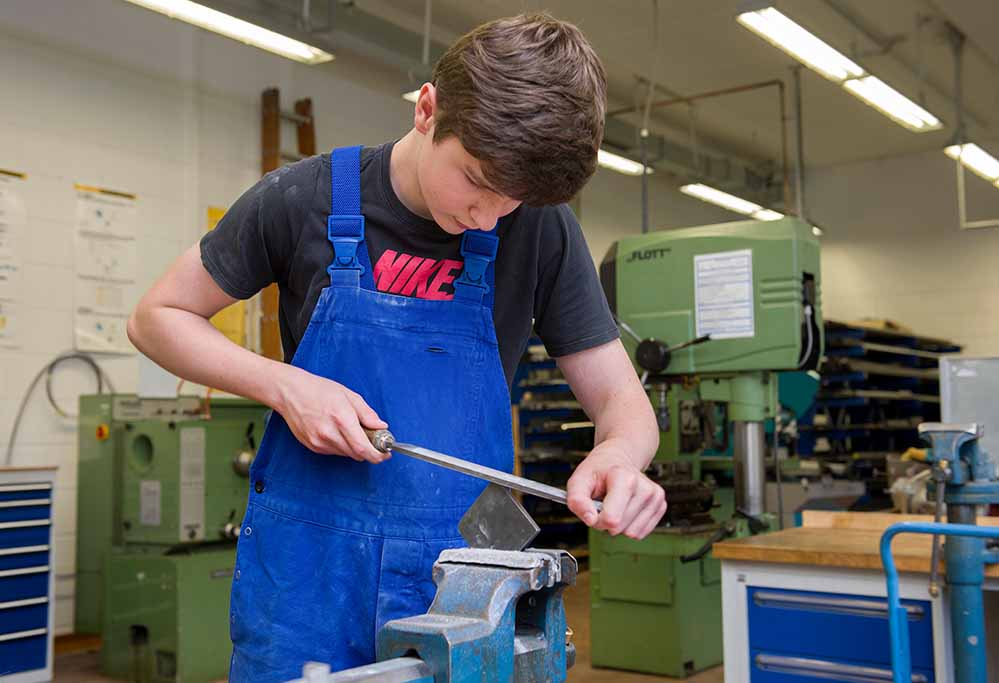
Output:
0,0,414,633
809,147,999,353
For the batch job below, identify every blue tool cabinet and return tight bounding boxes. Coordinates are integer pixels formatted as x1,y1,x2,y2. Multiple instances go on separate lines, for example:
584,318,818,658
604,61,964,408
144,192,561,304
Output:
747,586,934,682
0,468,56,683
719,557,960,682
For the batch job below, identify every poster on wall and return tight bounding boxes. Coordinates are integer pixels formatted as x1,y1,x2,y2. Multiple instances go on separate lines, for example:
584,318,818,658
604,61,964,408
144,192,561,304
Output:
0,170,27,348
74,184,137,353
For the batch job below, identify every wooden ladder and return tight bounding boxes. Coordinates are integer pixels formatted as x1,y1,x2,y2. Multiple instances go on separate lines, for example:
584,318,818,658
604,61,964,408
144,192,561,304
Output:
258,87,316,361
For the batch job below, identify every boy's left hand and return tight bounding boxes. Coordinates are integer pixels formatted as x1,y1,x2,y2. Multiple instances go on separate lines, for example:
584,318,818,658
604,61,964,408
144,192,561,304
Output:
566,444,667,540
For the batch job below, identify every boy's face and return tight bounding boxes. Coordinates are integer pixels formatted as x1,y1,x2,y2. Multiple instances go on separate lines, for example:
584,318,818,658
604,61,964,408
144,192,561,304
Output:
412,85,522,235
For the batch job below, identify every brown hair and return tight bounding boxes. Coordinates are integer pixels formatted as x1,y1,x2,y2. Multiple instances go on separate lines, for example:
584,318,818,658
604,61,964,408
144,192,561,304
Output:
432,13,607,206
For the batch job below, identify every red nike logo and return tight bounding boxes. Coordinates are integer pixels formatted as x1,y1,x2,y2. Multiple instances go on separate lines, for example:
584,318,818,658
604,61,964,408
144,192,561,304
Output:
373,250,463,300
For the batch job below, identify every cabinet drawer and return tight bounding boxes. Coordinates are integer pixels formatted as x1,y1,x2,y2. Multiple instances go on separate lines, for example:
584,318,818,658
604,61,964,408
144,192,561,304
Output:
0,629,48,675
0,520,51,550
748,587,933,670
0,483,52,504
0,549,49,572
0,501,51,523
0,598,47,636
752,652,932,682
0,567,49,602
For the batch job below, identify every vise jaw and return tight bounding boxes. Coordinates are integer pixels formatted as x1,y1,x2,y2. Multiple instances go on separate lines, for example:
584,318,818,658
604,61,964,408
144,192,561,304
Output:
289,549,577,683
377,548,577,683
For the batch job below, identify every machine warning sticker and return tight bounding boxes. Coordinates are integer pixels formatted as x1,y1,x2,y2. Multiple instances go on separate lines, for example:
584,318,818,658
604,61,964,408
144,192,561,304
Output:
140,480,161,526
694,249,755,340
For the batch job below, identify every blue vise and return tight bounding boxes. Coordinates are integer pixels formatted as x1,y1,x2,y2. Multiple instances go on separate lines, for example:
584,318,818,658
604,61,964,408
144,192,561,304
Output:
290,548,578,683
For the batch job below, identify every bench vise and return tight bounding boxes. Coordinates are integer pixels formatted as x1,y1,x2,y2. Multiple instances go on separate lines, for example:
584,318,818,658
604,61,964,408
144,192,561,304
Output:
287,548,578,683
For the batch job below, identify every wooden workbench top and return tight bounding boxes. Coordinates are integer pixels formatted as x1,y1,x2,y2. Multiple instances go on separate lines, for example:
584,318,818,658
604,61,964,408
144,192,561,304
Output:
712,511,999,576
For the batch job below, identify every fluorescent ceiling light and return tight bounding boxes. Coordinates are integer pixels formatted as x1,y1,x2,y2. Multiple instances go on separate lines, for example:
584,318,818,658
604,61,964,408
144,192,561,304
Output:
680,183,784,221
945,143,999,184
843,77,942,132
737,8,863,83
754,209,785,221
123,0,333,64
597,149,652,176
738,7,942,133
402,89,421,103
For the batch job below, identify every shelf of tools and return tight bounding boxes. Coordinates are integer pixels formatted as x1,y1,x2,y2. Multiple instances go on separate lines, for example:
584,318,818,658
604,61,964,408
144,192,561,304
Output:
794,320,962,511
511,337,593,556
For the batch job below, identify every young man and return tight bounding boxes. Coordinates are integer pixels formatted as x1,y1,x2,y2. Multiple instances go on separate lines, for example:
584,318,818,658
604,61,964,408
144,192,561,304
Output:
128,13,664,682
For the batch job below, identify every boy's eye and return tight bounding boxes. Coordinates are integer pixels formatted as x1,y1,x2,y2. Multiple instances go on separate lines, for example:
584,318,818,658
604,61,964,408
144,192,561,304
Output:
465,173,479,188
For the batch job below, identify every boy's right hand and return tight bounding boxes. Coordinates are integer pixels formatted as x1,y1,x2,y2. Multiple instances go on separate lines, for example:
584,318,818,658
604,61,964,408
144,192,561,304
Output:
275,365,390,463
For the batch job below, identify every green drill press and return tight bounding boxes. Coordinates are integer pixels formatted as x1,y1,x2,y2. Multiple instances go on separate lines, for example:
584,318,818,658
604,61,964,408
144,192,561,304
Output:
76,394,268,682
589,217,823,677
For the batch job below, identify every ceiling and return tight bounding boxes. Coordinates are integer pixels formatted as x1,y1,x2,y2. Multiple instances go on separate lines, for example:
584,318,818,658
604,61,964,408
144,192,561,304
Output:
347,0,999,171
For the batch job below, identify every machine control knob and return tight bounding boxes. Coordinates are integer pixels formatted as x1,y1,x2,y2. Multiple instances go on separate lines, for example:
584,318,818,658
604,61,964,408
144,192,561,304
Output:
232,449,255,478
636,338,671,373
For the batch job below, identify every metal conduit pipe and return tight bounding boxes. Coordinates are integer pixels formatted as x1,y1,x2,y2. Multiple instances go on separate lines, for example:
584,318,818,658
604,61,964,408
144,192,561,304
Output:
607,79,792,213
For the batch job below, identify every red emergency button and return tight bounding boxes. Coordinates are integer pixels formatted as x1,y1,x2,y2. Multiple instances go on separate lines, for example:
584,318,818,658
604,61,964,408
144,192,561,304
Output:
96,424,110,441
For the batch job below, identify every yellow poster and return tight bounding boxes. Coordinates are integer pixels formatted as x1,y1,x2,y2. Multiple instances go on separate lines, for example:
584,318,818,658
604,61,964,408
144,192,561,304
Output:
207,207,247,348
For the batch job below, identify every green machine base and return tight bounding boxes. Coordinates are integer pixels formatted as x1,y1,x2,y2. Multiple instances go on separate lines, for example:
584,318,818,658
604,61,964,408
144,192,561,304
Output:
102,546,237,683
589,528,722,677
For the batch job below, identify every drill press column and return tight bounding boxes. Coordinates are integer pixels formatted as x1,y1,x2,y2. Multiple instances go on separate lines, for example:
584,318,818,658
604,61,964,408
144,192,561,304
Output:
733,421,766,517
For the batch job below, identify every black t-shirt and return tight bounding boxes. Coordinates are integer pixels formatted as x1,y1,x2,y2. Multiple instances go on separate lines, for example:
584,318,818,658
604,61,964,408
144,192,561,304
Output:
199,141,618,388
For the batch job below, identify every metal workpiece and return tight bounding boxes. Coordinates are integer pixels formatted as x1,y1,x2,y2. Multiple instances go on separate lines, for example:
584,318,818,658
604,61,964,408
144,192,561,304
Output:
366,429,601,512
733,421,767,518
458,484,540,551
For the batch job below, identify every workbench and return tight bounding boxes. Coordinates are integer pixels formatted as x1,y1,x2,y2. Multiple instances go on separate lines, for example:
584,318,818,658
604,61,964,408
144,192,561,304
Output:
713,511,999,682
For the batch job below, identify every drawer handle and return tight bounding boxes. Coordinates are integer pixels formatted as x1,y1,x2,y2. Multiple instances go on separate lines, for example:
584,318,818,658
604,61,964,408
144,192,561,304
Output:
0,484,52,493
756,654,927,682
0,519,51,530
0,565,49,578
753,591,925,619
0,545,49,557
0,597,47,610
0,627,47,643
0,499,51,508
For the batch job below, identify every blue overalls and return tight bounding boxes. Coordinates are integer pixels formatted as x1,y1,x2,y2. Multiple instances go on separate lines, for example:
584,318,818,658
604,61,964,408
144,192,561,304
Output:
227,146,514,682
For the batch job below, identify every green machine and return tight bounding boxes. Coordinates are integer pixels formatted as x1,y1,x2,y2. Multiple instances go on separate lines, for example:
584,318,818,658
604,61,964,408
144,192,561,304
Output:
589,218,823,677
76,394,268,682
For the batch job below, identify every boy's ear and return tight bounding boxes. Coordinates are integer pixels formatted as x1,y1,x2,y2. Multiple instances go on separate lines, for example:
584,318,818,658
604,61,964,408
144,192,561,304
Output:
413,83,437,135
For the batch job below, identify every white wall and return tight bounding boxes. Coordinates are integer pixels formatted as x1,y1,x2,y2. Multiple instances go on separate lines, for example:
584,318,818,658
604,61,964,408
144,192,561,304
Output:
810,145,999,354
0,0,425,635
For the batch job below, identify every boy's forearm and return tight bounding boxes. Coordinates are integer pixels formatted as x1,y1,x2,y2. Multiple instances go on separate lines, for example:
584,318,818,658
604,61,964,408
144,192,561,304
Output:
127,305,292,411
590,383,659,470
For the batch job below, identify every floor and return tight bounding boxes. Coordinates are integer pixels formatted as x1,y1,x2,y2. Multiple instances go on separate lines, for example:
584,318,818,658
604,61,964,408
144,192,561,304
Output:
53,570,725,682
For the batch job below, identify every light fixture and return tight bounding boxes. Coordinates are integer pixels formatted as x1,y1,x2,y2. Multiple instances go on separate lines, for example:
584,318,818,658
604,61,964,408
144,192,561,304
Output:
737,6,942,133
402,89,421,104
122,0,333,65
597,149,653,176
843,76,941,132
680,183,784,221
944,143,999,185
737,7,863,83
811,225,823,236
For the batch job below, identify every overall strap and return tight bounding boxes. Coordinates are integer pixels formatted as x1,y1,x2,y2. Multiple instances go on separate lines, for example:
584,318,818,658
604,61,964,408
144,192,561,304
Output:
453,229,499,308
327,146,372,288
